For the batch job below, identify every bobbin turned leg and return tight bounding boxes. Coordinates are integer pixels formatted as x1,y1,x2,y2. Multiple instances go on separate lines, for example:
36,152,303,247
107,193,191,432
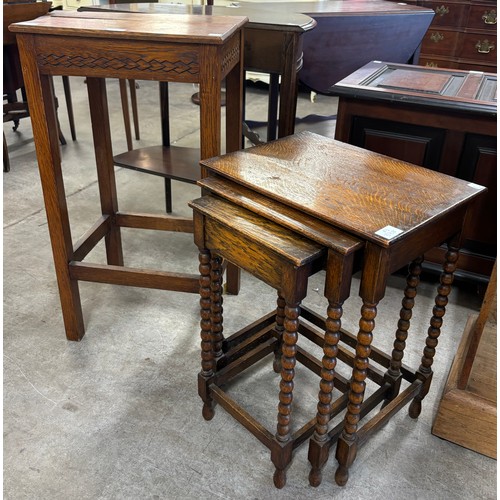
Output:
409,242,459,419
198,248,216,421
210,254,224,361
383,256,424,405
335,300,378,486
309,248,354,487
273,301,300,489
273,294,286,374
308,298,344,487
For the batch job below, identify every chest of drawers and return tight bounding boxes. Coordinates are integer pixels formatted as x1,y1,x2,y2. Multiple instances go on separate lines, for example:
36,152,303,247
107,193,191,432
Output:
414,0,497,71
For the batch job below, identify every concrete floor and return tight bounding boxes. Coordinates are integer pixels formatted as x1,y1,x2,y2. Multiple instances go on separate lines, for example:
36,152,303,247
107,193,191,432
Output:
3,77,496,499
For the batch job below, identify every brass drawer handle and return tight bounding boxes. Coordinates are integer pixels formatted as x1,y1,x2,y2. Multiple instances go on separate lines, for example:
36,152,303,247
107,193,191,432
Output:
425,61,439,67
434,5,449,16
430,32,445,43
482,10,497,24
476,39,495,53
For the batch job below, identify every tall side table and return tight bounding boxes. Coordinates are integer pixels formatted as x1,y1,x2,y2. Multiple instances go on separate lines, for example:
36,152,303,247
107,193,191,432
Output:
11,11,247,341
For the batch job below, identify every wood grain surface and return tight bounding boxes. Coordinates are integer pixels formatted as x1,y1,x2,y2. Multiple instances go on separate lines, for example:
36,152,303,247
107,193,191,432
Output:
201,131,487,246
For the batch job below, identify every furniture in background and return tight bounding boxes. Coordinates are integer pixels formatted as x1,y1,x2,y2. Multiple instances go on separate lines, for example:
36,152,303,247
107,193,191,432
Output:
3,0,76,171
79,1,315,213
195,131,485,488
332,61,496,283
405,0,497,72
238,0,436,94
432,260,496,458
11,9,246,341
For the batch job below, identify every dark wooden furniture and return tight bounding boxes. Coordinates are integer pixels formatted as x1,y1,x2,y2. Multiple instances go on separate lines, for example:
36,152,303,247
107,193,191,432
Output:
3,1,75,171
409,0,497,72
332,61,496,282
78,2,315,214
196,131,486,487
239,0,435,94
79,3,315,135
11,10,246,341
190,195,331,488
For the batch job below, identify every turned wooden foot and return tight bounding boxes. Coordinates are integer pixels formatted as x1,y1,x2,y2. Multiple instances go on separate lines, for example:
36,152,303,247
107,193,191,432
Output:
408,399,422,419
309,466,322,487
202,403,215,421
335,465,349,486
273,468,286,489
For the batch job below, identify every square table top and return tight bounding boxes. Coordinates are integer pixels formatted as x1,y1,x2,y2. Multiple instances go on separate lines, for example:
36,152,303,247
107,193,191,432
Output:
9,10,248,44
200,131,487,247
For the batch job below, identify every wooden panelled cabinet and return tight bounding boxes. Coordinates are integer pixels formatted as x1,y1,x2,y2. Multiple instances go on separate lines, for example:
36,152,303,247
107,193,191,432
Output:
332,61,497,282
403,0,497,71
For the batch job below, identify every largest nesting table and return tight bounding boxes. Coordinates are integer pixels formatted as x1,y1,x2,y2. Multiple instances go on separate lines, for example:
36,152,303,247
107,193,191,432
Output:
10,10,247,341
196,131,487,487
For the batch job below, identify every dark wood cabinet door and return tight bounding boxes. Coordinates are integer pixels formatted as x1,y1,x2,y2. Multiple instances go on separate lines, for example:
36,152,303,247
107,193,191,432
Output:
457,134,497,256
350,117,446,170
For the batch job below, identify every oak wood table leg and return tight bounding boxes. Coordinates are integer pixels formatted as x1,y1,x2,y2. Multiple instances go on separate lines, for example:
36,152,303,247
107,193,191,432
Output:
409,240,460,418
383,255,424,405
335,243,389,486
308,249,354,487
198,248,216,421
62,75,76,141
17,35,84,341
87,77,124,267
216,40,244,295
277,32,300,139
128,79,140,140
119,78,133,152
210,254,224,361
272,294,286,373
273,300,300,488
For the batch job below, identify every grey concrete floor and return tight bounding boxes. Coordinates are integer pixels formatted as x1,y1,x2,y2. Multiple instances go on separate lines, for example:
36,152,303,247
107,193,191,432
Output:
3,77,496,499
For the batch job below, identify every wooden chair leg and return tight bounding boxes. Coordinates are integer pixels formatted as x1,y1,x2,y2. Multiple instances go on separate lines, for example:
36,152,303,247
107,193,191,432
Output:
119,79,133,151
164,177,172,214
62,76,76,141
6,91,20,131
3,132,11,173
128,79,140,140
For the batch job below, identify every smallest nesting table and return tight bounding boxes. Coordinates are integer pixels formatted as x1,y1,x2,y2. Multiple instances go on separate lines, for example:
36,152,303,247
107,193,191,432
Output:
195,131,486,487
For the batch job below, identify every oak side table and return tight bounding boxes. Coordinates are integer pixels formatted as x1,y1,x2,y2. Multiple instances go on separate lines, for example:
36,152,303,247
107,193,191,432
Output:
10,10,247,341
199,131,486,487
